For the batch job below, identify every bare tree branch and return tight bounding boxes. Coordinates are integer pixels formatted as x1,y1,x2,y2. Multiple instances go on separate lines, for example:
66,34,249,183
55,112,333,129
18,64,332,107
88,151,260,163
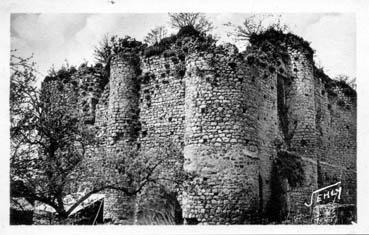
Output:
168,13,214,34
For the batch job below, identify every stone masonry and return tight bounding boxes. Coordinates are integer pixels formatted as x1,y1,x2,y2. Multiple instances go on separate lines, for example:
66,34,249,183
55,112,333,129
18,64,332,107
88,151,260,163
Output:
40,30,357,224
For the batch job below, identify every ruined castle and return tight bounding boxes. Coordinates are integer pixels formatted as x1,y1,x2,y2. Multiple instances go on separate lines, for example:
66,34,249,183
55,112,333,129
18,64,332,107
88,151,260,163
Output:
40,28,356,224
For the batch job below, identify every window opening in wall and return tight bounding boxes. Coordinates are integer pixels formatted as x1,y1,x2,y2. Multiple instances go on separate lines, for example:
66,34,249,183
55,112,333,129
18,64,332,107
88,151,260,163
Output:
300,139,307,147
142,130,148,137
201,107,206,114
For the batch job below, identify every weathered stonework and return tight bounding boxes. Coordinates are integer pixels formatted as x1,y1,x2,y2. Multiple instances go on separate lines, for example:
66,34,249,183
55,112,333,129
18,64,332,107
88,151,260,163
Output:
40,31,357,224
313,203,356,224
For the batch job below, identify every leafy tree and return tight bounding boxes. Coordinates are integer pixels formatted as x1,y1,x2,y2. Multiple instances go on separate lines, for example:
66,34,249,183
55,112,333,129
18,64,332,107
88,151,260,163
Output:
10,52,100,220
168,13,214,34
143,26,168,46
83,141,186,224
10,53,186,223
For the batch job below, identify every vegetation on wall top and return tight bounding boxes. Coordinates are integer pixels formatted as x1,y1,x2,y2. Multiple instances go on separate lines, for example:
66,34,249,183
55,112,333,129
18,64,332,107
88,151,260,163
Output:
249,28,315,61
43,63,107,85
143,25,216,58
315,66,357,100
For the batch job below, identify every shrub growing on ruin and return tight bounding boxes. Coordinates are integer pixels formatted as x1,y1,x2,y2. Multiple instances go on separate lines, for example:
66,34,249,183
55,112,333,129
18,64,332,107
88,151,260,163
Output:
168,13,214,34
335,74,357,98
225,14,289,43
249,28,314,60
143,26,168,46
94,35,144,79
44,63,77,83
176,25,201,38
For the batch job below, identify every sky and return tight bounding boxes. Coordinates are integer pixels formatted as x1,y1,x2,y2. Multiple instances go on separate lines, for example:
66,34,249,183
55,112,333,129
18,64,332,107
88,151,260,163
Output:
10,13,356,81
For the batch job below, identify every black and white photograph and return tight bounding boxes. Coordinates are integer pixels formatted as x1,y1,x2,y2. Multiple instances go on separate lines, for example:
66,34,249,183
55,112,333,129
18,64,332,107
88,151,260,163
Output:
1,0,369,234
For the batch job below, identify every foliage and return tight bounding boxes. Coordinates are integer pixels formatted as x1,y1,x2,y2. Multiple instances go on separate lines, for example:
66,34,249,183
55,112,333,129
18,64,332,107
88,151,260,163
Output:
316,69,357,100
335,74,357,98
143,33,177,57
249,28,314,60
143,25,216,58
143,45,167,58
79,141,187,225
10,52,187,222
10,52,39,127
43,62,78,83
176,25,201,38
137,187,183,225
226,14,314,64
83,141,186,197
225,14,289,43
143,26,168,46
94,34,144,67
93,34,113,66
10,52,99,219
168,13,214,34
266,150,304,222
93,35,144,80
335,74,356,90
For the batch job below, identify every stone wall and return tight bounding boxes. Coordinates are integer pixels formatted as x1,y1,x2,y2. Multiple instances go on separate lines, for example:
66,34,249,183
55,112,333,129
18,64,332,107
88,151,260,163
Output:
314,70,357,205
39,31,356,224
313,203,356,224
138,55,186,149
282,47,319,217
181,50,261,224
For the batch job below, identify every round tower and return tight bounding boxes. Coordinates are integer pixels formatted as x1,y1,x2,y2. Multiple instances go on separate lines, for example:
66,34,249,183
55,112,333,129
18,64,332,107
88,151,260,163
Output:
182,51,260,224
286,46,317,159
108,53,141,143
103,53,141,222
283,43,319,216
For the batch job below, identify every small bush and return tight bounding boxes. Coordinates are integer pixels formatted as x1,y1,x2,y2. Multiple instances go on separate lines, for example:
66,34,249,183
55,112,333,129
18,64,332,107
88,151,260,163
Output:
249,28,314,60
159,34,177,47
337,80,356,98
177,25,201,38
144,45,166,57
